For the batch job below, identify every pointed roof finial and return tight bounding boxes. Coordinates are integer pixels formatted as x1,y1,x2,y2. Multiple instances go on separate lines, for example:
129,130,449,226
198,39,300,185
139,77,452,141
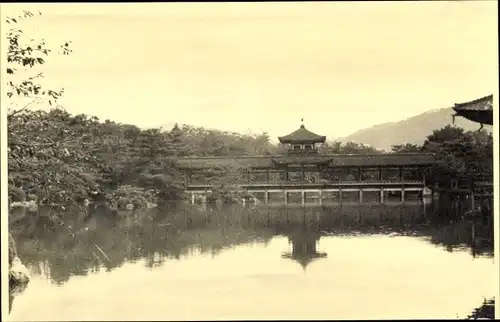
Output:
301,118,304,128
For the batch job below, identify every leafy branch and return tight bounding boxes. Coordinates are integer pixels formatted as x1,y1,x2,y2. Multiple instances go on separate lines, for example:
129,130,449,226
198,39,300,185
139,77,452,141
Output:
5,10,72,109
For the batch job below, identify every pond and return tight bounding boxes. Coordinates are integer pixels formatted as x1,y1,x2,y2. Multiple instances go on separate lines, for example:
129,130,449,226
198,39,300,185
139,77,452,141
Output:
7,201,495,320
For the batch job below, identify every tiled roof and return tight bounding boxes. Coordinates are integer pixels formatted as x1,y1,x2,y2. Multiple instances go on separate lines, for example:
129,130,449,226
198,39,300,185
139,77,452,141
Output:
328,153,435,167
272,156,333,165
453,94,493,112
176,153,435,169
176,156,273,169
278,125,326,144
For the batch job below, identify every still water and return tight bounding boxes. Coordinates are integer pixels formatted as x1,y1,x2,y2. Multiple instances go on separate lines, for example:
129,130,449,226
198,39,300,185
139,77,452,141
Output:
8,202,495,320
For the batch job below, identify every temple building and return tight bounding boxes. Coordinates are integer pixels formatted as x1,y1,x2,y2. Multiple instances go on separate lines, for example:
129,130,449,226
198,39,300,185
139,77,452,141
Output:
452,94,493,131
278,124,326,154
177,122,435,205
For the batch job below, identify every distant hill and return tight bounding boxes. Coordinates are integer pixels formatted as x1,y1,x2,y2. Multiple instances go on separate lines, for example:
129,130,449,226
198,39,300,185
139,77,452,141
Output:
337,108,492,151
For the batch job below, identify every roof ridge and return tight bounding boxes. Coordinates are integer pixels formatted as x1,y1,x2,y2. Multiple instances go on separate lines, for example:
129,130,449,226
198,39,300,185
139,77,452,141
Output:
278,125,327,144
454,94,493,108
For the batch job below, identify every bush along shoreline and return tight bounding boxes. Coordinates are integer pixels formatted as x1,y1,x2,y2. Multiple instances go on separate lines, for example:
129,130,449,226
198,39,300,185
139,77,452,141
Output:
8,109,187,214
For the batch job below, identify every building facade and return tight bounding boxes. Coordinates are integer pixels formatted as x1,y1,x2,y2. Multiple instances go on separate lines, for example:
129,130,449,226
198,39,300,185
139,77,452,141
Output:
176,124,435,205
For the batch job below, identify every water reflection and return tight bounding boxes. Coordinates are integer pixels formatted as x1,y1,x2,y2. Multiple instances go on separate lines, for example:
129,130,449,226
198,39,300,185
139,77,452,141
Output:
281,230,327,271
8,201,494,320
9,202,494,284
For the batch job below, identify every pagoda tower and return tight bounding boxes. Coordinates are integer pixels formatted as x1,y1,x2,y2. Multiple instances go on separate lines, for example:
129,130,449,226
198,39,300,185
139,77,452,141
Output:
278,121,326,155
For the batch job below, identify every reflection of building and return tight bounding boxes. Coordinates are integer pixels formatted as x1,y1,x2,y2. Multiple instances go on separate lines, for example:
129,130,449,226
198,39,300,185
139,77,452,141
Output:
179,122,435,205
281,231,327,270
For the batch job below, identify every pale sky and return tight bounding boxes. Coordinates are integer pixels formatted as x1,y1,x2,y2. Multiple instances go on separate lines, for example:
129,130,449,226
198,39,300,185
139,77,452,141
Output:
1,2,498,141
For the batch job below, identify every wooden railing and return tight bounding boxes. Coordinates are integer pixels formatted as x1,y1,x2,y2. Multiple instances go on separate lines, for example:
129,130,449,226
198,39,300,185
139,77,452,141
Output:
186,180,424,189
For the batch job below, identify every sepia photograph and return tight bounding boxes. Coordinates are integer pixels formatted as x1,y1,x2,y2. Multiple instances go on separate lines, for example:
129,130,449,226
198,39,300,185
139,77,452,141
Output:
1,1,498,320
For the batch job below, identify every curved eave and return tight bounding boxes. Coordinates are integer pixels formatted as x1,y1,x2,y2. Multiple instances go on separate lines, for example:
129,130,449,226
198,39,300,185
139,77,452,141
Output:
453,110,493,125
281,253,328,270
278,125,327,144
452,94,493,126
278,136,327,144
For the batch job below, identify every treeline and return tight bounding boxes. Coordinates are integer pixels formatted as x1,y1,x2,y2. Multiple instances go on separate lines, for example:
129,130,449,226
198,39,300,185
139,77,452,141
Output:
7,108,386,210
7,109,276,210
8,108,493,210
391,125,493,189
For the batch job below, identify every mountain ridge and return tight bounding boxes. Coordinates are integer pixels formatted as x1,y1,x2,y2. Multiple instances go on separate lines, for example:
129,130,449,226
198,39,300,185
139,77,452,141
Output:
336,107,492,151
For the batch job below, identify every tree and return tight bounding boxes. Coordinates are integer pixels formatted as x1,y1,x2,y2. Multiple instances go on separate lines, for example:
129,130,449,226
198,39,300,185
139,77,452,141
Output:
339,141,381,154
391,143,422,153
6,10,72,117
425,125,465,144
422,126,492,189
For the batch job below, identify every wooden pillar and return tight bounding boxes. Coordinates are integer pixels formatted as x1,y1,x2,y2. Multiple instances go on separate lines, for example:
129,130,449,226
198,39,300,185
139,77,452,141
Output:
319,190,323,205
184,172,189,187
264,190,269,204
378,166,383,181
285,170,289,182
301,165,305,181
380,189,384,204
471,222,476,245
421,168,426,202
359,189,363,203
470,178,475,210
301,191,306,205
191,192,195,204
357,167,362,182
400,166,405,204
284,191,288,204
